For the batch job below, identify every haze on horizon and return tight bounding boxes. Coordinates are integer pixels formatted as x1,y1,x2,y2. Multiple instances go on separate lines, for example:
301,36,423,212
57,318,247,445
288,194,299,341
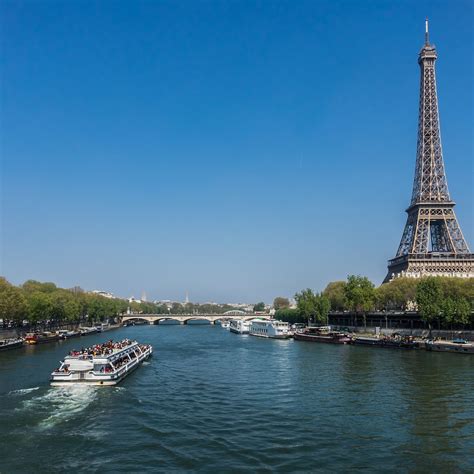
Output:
1,0,473,303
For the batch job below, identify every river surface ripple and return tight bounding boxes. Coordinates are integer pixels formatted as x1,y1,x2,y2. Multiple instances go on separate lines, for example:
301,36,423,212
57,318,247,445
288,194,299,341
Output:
0,325,473,473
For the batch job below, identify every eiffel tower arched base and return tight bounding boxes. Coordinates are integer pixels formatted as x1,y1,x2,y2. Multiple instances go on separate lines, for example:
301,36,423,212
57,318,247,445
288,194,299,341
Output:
384,253,474,283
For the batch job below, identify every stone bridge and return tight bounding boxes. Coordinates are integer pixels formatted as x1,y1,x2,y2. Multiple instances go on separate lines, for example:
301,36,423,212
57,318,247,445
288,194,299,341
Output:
121,313,271,325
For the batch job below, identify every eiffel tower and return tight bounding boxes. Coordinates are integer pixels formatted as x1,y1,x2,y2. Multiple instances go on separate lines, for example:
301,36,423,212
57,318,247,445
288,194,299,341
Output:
385,20,474,283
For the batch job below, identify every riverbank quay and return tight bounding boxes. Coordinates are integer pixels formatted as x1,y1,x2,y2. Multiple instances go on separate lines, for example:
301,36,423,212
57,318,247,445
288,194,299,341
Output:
0,323,122,351
333,325,474,342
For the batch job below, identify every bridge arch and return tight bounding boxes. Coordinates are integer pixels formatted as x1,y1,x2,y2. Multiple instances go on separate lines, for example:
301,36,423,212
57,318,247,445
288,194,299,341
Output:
122,316,156,325
182,317,213,325
153,317,181,325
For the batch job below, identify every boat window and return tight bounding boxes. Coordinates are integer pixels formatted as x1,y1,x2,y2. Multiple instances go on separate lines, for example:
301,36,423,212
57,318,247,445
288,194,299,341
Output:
93,363,109,372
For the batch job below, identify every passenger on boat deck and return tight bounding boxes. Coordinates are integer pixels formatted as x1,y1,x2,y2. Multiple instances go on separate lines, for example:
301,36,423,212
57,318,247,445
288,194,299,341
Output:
68,339,134,357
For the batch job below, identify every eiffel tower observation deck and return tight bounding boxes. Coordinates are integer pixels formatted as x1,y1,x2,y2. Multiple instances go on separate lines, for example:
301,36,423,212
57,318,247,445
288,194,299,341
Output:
385,20,474,283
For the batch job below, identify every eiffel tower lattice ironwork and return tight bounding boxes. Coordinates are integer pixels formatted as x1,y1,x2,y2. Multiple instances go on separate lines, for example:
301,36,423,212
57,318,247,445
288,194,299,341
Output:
384,20,474,282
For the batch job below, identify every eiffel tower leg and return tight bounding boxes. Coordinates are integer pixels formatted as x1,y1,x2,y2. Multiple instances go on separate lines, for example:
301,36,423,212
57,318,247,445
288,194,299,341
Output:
412,213,429,254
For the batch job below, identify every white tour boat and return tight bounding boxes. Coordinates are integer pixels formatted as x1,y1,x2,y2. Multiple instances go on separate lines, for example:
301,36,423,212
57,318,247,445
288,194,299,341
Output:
229,319,250,334
221,321,231,330
249,320,291,339
50,339,152,386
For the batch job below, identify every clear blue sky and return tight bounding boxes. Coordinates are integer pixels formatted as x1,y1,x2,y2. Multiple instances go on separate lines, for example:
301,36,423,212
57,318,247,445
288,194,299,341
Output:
1,0,472,303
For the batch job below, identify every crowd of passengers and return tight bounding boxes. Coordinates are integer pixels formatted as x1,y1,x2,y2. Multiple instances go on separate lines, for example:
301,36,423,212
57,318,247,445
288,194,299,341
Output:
68,339,134,357
54,341,150,373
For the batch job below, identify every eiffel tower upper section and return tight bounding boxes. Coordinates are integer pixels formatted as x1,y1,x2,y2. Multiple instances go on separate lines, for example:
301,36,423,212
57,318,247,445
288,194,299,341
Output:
384,20,473,282
410,22,450,207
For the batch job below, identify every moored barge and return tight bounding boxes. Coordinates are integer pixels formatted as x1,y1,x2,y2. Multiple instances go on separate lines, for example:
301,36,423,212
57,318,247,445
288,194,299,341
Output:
0,338,24,351
50,339,153,386
425,339,474,354
294,327,351,344
24,332,60,345
352,335,420,349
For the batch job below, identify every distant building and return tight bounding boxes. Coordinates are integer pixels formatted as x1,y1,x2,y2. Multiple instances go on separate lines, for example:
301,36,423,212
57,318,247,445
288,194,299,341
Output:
91,290,115,299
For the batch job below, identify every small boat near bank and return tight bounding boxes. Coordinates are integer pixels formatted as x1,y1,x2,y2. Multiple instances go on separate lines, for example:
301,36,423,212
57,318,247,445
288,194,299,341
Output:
249,320,291,339
0,338,24,351
352,335,420,349
229,319,250,334
294,327,351,344
50,339,153,386
425,339,474,354
24,331,60,345
79,326,100,336
57,329,81,340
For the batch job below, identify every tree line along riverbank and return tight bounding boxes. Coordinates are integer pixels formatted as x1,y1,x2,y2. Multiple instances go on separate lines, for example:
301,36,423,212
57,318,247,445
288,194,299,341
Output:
0,275,473,333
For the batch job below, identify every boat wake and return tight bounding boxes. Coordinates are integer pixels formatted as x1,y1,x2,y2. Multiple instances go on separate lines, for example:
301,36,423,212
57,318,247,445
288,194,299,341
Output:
8,387,40,396
17,385,99,430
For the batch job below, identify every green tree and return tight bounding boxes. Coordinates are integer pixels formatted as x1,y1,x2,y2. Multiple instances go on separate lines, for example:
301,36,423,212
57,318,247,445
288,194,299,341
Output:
295,289,318,325
26,291,54,324
344,275,376,328
170,302,185,314
376,278,417,311
273,297,290,311
323,281,346,311
0,277,28,323
22,280,57,293
314,293,331,325
253,302,266,312
416,277,443,328
274,308,304,324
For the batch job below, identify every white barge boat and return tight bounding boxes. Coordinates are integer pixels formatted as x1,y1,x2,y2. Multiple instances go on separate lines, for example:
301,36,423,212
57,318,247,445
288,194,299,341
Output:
249,320,291,339
229,319,250,334
50,339,152,386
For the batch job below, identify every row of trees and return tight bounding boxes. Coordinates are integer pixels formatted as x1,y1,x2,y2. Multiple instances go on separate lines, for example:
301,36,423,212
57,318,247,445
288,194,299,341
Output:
0,278,129,327
0,278,251,327
274,275,474,328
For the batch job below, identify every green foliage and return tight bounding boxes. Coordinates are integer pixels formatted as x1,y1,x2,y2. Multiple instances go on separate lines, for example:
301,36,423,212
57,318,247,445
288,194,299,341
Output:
22,280,58,293
376,278,417,311
416,277,442,324
323,281,346,311
295,289,317,324
0,277,28,322
294,290,329,325
344,275,376,313
314,293,331,324
273,297,290,311
253,302,266,312
274,308,304,324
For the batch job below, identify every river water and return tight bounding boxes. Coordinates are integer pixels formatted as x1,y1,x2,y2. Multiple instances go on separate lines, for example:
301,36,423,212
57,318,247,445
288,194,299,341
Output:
0,324,473,473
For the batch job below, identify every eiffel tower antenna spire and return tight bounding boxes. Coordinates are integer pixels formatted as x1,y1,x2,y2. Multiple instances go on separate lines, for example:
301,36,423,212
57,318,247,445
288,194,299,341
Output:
384,21,474,282
425,17,429,45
